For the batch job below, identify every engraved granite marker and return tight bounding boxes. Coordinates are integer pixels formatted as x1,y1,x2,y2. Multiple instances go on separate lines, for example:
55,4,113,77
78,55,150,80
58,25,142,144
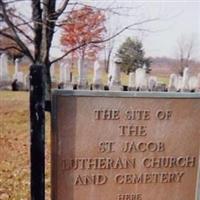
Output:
52,91,200,200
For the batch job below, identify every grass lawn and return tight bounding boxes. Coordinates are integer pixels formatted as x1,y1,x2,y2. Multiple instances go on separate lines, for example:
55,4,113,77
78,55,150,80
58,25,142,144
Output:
0,91,51,200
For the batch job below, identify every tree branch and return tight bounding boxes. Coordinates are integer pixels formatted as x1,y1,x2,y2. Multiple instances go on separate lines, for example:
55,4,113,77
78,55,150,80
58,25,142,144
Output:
2,23,34,43
0,45,22,52
0,0,34,61
9,12,34,31
3,0,31,4
51,18,158,64
55,0,70,18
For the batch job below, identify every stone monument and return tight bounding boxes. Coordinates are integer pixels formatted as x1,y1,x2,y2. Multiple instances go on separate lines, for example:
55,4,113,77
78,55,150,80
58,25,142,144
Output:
51,90,200,200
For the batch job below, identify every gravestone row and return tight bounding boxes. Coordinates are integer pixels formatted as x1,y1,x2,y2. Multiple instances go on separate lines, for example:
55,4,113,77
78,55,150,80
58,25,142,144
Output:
1,53,200,92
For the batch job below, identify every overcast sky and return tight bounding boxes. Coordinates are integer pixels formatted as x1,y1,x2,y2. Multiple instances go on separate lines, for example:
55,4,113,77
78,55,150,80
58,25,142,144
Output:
51,0,200,60
140,0,200,60
17,0,200,60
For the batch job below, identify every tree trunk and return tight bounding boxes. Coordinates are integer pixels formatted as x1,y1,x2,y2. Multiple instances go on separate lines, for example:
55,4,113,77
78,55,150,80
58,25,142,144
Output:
30,64,45,200
44,63,52,111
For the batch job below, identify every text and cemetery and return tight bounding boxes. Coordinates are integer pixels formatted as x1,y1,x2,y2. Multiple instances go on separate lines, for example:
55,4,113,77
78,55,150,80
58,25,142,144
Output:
51,90,200,200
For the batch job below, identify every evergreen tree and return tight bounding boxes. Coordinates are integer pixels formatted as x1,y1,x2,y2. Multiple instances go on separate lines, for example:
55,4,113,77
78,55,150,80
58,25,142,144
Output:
116,37,151,74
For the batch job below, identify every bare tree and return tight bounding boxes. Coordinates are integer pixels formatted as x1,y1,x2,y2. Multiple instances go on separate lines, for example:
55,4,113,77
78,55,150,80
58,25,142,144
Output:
176,35,196,75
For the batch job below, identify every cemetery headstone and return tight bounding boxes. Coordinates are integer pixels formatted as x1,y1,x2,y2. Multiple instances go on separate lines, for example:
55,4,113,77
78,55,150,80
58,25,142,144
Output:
128,72,136,91
93,61,103,90
0,53,9,81
14,58,19,74
109,59,122,91
107,61,114,86
188,76,198,92
148,76,157,91
181,67,190,92
24,74,30,91
15,71,24,83
168,74,177,92
135,68,148,91
59,64,64,83
64,64,73,89
78,59,88,89
13,59,23,82
51,63,56,82
196,73,200,92
176,76,183,92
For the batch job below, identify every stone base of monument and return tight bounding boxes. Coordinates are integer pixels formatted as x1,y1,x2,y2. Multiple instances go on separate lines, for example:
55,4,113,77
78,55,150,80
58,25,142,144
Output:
92,84,104,90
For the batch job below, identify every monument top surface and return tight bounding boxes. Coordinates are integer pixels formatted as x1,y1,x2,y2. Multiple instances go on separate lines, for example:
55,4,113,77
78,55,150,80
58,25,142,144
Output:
52,89,200,98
